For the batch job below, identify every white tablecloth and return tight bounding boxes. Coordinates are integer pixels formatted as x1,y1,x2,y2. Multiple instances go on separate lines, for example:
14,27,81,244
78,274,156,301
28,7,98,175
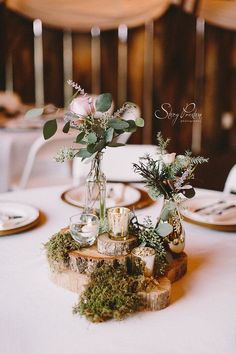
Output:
0,186,236,354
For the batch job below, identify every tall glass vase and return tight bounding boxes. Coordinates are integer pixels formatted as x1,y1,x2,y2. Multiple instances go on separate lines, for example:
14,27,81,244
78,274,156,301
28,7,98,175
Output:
160,199,185,254
85,152,106,229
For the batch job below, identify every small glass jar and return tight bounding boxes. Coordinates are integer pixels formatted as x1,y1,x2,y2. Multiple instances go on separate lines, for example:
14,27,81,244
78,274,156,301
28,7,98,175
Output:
132,246,156,277
69,213,99,247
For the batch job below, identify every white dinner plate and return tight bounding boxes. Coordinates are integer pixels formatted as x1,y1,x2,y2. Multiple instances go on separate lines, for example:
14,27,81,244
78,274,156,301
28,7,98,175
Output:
180,194,236,231
0,201,40,234
62,183,141,209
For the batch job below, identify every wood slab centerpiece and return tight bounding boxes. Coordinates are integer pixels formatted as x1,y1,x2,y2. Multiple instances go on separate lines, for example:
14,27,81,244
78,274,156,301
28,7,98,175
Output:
47,228,187,315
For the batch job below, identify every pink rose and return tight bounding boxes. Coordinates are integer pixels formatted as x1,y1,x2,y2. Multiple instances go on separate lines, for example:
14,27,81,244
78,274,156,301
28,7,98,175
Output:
69,96,95,117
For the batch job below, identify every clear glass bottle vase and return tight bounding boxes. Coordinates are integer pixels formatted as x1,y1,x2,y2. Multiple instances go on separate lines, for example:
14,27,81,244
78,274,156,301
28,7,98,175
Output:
85,152,106,228
161,199,185,254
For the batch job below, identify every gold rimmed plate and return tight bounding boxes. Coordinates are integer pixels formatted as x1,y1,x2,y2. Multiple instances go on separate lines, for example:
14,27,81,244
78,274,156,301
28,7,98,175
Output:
0,201,43,236
61,183,154,210
180,194,236,231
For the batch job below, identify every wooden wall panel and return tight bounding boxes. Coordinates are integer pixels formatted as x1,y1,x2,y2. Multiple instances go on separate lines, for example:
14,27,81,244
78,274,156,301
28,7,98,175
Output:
72,33,92,94
203,24,236,153
0,3,6,90
42,27,64,107
127,26,145,144
6,10,35,103
101,30,118,106
153,7,196,152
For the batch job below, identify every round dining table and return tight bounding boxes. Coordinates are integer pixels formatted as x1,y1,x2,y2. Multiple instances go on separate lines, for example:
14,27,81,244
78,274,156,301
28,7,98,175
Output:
0,185,235,354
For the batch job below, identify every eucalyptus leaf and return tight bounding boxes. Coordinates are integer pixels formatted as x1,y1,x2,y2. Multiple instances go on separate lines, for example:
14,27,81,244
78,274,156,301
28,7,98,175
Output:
87,144,96,153
160,201,176,221
93,140,106,152
62,121,70,133
43,119,58,140
108,119,129,130
105,127,114,143
156,222,173,237
76,148,92,158
124,120,137,133
135,117,144,127
95,93,112,112
25,108,44,119
76,131,85,143
87,132,97,144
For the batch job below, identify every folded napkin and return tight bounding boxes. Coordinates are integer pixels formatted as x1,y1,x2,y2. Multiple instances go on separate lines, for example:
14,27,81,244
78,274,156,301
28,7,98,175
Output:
107,183,126,205
187,200,236,223
0,215,27,230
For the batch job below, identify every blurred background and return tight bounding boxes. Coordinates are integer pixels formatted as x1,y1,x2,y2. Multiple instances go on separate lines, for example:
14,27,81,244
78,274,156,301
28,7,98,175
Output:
0,0,235,190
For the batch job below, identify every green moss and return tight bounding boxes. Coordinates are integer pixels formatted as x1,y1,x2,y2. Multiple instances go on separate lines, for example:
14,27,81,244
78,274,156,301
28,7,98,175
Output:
73,262,155,322
44,231,80,269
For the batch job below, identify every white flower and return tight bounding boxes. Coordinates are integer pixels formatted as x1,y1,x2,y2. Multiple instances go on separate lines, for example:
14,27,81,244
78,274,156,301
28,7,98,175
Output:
162,153,176,165
69,96,95,117
176,155,189,168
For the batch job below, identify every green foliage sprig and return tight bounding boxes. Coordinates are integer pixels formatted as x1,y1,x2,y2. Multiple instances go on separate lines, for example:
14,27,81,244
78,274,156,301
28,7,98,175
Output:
73,262,157,322
133,132,208,201
26,81,144,161
129,216,170,275
44,231,80,270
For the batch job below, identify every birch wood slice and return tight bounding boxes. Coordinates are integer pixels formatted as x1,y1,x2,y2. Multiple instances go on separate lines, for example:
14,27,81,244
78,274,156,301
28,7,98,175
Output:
97,233,138,256
50,270,171,311
165,252,187,283
139,277,171,311
69,244,129,274
50,270,88,293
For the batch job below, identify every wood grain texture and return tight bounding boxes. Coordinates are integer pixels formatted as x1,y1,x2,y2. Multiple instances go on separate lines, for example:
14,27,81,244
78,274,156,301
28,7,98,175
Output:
0,3,6,90
72,32,92,94
69,244,129,274
153,7,195,151
127,26,145,144
101,30,118,104
42,26,64,107
165,252,188,283
139,277,171,311
97,233,138,256
6,9,35,103
50,269,171,311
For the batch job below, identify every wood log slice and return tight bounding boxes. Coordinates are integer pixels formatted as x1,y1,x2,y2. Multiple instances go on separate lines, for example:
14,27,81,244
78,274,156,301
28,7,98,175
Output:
139,277,171,311
97,233,138,256
165,252,187,283
69,244,129,274
50,270,88,293
50,270,171,311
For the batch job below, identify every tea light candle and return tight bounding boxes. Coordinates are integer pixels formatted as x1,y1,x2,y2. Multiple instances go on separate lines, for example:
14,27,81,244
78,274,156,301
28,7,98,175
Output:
132,246,156,277
107,207,130,240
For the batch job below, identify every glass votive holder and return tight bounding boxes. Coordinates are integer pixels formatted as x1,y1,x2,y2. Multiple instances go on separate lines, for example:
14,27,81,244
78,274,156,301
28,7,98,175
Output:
69,213,99,247
107,207,130,240
131,246,156,277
